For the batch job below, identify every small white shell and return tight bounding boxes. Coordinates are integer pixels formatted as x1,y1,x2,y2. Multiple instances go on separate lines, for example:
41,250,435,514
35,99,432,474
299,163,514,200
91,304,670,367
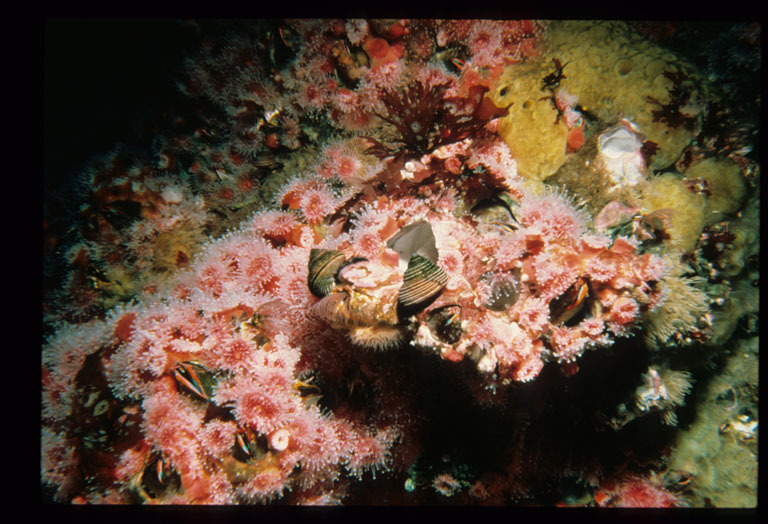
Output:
597,121,646,186
598,125,642,159
386,221,439,268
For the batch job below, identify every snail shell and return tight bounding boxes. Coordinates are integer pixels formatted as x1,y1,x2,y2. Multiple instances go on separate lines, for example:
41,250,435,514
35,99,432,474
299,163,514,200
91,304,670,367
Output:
308,249,347,298
397,254,448,319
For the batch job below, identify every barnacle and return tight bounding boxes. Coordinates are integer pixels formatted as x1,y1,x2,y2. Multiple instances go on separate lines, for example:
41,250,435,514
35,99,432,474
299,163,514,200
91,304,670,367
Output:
426,304,463,344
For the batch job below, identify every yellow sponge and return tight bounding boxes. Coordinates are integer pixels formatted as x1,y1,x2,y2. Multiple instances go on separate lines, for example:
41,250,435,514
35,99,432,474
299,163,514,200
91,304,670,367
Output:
683,157,746,222
639,173,708,253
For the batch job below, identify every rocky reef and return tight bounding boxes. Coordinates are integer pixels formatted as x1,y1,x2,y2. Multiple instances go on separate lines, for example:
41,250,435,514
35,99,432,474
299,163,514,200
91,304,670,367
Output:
42,19,759,506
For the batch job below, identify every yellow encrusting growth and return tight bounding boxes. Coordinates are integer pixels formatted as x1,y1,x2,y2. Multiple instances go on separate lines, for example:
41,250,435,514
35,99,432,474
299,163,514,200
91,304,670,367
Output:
543,20,705,170
683,157,746,221
491,61,569,181
638,173,708,253
492,21,709,182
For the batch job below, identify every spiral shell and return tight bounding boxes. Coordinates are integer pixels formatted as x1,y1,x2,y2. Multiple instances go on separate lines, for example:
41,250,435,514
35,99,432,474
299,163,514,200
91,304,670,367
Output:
308,249,347,298
397,254,448,318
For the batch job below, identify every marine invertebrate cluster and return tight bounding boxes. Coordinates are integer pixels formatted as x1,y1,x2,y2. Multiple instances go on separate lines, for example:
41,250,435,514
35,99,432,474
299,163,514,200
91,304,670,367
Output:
42,224,407,503
43,19,758,507
44,147,214,327
41,148,669,503
304,183,664,389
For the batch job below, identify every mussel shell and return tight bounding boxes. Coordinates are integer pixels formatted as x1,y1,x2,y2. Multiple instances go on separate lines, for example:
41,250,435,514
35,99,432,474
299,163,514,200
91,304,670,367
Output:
470,192,520,228
434,44,470,75
661,469,694,492
308,249,347,298
496,191,521,223
549,279,590,326
141,454,181,499
397,254,448,319
268,22,300,71
173,361,218,401
252,152,277,167
470,199,510,224
386,221,439,266
426,304,463,344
